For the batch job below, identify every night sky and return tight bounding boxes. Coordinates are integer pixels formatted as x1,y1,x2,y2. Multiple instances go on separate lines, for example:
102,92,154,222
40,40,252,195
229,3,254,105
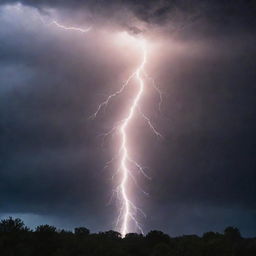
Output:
0,0,256,237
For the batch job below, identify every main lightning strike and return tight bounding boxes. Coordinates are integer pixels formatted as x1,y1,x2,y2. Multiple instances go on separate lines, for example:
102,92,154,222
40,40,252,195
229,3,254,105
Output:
37,13,161,237
119,40,146,236
91,35,162,237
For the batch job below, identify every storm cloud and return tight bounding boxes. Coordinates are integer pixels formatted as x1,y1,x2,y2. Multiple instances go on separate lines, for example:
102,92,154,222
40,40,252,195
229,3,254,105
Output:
0,1,255,236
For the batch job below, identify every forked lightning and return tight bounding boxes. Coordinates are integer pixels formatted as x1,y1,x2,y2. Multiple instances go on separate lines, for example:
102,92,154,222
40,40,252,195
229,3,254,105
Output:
42,17,161,237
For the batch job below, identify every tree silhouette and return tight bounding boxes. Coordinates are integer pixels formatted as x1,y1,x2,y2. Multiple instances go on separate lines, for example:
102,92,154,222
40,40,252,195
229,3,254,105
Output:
74,227,90,237
0,217,255,256
146,230,170,246
0,217,28,232
224,226,241,240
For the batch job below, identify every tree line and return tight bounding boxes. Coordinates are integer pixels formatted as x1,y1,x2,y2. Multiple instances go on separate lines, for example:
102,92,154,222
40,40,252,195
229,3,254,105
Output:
0,217,255,256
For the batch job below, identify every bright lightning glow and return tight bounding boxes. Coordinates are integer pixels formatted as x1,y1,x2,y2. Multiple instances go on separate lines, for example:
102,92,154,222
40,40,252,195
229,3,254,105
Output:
36,11,160,237
91,33,162,237
119,39,146,236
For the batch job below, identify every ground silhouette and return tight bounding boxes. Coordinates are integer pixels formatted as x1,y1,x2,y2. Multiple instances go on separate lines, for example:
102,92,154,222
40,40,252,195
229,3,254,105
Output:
0,217,255,256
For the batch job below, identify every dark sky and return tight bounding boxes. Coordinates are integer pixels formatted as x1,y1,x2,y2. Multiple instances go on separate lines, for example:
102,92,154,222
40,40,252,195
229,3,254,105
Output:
0,0,256,237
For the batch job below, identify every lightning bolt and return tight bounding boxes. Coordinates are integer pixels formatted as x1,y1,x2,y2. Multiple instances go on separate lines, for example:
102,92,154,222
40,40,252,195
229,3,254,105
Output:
34,12,92,33
51,20,92,33
36,12,161,237
118,39,146,236
91,35,162,237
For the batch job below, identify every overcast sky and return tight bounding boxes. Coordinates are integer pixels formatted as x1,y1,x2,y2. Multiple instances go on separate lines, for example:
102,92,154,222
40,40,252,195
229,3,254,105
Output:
0,0,255,237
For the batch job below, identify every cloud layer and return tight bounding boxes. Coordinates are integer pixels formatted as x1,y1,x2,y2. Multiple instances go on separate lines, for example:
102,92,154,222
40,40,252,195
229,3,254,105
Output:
0,1,255,236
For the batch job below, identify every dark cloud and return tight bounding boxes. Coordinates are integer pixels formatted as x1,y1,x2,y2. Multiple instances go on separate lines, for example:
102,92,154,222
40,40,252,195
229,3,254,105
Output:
0,1,255,236
1,0,256,33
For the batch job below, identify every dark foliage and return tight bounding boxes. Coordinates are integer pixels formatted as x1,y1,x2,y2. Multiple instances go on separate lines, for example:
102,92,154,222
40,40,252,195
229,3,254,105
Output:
0,217,255,256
